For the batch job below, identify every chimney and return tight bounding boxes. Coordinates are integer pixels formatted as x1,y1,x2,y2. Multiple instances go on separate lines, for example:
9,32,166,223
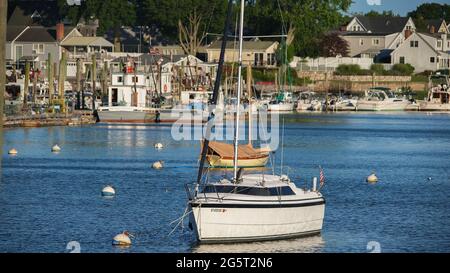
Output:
430,25,436,34
404,29,412,39
56,22,64,42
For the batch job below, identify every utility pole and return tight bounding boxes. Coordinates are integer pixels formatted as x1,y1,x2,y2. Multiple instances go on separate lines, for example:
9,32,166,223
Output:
24,61,30,108
76,58,82,110
47,53,53,103
91,54,96,110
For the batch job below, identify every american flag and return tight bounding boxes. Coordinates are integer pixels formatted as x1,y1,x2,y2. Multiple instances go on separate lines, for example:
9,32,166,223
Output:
319,166,325,188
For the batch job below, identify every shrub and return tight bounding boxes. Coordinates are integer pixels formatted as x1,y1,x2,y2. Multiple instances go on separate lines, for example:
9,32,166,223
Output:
370,64,385,75
391,63,415,76
335,64,362,75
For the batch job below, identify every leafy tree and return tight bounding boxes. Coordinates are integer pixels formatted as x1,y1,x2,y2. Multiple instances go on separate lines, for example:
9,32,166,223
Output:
139,0,227,43
408,3,450,22
58,0,136,35
318,32,349,57
364,10,399,17
245,0,352,58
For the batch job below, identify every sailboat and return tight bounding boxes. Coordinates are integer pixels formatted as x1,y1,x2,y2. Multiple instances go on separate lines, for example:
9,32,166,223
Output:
186,0,325,243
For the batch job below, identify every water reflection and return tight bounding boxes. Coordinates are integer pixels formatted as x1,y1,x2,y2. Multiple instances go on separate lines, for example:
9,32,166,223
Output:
192,235,325,253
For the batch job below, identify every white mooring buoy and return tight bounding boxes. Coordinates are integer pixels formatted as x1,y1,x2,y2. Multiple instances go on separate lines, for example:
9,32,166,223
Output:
367,172,378,183
152,161,164,169
154,143,164,149
112,231,133,246
51,144,61,153
102,185,116,197
8,148,18,155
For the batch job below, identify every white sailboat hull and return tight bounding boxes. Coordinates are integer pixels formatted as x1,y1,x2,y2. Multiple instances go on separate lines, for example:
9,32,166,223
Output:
267,103,294,112
189,199,325,243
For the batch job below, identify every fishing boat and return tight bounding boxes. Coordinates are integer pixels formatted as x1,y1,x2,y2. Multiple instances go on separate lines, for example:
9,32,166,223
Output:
357,87,411,111
186,0,325,243
418,74,450,111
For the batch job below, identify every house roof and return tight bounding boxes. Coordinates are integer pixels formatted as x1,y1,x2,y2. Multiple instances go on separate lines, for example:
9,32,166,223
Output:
355,16,410,34
15,26,56,43
6,26,28,41
7,2,62,27
61,37,114,47
207,40,278,51
419,32,450,39
418,19,447,33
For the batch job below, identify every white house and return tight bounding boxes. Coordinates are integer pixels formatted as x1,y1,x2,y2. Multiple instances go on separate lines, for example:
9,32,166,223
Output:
390,32,450,72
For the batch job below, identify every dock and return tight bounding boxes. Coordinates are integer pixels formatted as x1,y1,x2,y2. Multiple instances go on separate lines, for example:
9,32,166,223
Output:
3,111,97,128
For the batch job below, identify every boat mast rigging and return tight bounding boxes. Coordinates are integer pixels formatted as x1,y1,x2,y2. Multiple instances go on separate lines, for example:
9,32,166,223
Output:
196,0,234,186
233,0,245,182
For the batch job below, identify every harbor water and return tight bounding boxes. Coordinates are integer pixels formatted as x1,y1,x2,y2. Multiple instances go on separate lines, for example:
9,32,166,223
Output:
1,112,450,253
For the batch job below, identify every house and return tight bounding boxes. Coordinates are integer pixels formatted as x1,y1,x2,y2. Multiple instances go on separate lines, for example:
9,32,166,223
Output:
390,32,450,72
205,39,279,67
340,16,416,58
419,19,449,34
6,25,60,70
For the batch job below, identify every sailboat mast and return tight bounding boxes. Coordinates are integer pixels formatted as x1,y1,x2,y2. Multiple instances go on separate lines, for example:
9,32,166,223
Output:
233,0,245,181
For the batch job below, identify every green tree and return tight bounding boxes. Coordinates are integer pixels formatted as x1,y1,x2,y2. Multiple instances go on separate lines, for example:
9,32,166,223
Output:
408,3,450,22
58,0,136,35
246,0,352,57
139,0,227,43
364,10,399,17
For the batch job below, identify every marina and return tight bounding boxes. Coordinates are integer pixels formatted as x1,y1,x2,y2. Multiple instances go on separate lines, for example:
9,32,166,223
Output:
1,0,450,258
1,112,450,252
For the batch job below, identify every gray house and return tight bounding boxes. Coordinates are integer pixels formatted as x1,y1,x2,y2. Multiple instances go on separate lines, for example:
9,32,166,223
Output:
6,25,60,70
340,16,416,58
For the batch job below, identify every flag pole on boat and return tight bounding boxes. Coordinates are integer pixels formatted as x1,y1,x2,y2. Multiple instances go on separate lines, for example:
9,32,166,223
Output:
233,0,245,182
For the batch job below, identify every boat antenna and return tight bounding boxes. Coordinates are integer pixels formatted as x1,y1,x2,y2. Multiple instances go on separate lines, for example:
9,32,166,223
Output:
233,0,245,182
196,0,234,185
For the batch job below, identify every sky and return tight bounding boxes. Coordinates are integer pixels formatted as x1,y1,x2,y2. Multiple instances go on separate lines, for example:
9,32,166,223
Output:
348,0,450,16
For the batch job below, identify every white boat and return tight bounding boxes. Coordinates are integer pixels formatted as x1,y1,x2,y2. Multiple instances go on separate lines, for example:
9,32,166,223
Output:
335,98,358,111
186,0,325,244
268,101,295,111
267,92,294,112
357,87,411,111
186,175,325,243
296,92,317,111
418,74,450,111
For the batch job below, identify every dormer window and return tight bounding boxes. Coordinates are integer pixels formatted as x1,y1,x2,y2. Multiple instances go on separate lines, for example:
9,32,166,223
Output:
437,40,442,49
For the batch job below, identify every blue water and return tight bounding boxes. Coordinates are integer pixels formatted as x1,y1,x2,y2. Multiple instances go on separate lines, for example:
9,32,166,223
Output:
1,112,450,253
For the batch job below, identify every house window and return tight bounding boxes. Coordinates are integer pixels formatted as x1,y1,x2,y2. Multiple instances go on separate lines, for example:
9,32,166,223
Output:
132,76,138,83
359,39,364,46
372,39,380,46
254,53,264,66
430,57,435,63
437,40,442,49
15,45,23,60
32,44,44,54
267,53,276,66
410,41,419,47
117,76,123,83
406,25,412,31
399,57,405,64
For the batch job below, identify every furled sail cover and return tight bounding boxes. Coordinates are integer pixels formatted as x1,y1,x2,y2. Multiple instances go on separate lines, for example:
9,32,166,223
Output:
205,141,269,160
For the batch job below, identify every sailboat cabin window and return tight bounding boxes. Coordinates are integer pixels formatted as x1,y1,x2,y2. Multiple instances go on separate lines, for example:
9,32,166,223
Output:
201,185,295,196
